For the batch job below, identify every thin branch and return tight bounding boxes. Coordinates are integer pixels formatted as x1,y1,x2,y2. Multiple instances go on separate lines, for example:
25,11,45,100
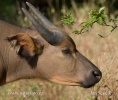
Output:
98,25,117,38
103,21,113,27
113,21,117,26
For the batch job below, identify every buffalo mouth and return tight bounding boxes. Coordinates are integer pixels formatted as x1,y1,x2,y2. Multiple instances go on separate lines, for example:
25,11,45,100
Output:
49,78,82,86
80,82,96,88
48,77,99,88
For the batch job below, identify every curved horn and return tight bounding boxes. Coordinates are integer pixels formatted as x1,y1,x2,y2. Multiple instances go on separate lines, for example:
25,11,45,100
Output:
26,2,56,29
22,8,66,45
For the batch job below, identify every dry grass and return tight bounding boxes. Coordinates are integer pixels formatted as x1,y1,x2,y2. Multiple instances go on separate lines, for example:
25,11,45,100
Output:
0,5,118,100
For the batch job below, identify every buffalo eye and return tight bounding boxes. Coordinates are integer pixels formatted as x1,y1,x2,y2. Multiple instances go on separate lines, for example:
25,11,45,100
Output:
62,49,72,55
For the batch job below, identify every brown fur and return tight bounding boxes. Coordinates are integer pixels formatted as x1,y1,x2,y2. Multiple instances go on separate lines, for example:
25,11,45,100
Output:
0,20,101,87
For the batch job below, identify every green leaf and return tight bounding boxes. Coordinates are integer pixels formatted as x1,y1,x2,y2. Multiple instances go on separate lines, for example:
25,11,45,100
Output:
61,13,74,25
99,7,105,14
98,17,104,24
101,14,107,19
89,10,99,18
72,29,80,34
92,17,97,22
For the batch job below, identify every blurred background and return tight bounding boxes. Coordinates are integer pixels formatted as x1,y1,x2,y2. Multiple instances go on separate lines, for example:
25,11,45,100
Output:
0,0,118,100
0,0,118,25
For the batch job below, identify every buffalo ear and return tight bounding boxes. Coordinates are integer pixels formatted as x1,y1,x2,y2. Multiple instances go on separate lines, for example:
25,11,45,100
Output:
7,33,44,58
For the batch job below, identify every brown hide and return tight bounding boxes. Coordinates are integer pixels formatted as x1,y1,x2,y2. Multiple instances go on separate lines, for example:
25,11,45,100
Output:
0,20,102,88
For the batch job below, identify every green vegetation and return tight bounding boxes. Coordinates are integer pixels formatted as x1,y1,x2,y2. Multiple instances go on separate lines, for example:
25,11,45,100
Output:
61,13,74,25
61,7,118,36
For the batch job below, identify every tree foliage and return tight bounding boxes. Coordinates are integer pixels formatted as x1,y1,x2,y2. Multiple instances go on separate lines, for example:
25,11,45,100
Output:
61,7,118,37
61,13,74,25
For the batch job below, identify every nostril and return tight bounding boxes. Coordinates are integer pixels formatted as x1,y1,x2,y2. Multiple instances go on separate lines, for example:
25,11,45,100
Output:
92,71,102,80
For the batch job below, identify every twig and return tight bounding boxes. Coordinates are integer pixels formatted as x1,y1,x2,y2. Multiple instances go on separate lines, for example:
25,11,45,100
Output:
98,25,117,38
103,21,113,27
